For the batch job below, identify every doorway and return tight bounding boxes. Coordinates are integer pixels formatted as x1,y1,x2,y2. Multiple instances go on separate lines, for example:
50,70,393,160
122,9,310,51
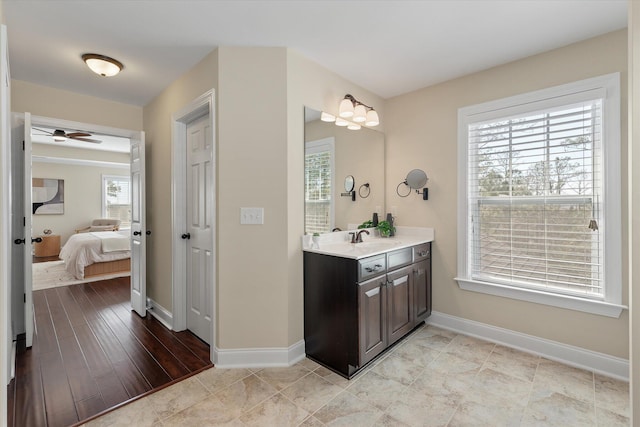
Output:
171,90,216,356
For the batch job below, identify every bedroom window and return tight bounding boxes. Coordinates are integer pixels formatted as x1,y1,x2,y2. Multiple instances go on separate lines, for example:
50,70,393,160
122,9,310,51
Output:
456,73,623,317
102,175,131,227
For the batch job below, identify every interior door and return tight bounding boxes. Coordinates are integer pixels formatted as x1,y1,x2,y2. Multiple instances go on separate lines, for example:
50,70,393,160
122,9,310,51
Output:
185,114,213,343
130,132,146,317
23,113,34,347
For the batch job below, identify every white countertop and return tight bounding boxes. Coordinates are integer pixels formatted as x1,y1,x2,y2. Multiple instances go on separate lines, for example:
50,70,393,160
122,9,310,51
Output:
302,226,434,260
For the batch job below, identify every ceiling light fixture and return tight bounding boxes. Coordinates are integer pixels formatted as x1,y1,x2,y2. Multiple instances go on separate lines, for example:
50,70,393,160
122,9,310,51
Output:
52,129,67,142
82,53,123,77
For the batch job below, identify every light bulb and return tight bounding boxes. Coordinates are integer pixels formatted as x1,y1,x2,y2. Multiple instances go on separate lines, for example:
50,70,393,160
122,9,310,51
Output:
365,109,380,126
320,111,335,122
339,98,354,118
353,104,367,123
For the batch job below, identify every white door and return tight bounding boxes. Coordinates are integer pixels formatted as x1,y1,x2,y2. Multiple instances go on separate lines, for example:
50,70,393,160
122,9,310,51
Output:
23,113,34,347
130,132,147,317
185,114,213,343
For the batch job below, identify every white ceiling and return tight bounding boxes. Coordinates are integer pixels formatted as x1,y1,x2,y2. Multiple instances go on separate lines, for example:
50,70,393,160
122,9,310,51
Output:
4,0,628,107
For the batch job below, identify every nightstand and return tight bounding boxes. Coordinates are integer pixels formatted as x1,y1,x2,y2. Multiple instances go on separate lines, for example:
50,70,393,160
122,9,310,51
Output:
34,234,61,258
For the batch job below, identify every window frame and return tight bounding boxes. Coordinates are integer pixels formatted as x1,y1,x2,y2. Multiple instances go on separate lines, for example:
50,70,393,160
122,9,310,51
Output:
456,73,624,317
304,137,335,235
101,174,132,228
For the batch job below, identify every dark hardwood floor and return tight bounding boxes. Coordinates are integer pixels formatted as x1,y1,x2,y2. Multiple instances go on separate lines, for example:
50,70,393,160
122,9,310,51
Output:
7,276,212,427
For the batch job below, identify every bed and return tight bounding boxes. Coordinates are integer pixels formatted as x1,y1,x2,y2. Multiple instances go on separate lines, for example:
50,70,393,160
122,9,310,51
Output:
59,231,131,279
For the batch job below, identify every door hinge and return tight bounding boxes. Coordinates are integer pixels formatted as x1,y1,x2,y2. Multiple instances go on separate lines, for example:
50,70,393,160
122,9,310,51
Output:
22,140,24,151
23,217,25,227
23,293,25,303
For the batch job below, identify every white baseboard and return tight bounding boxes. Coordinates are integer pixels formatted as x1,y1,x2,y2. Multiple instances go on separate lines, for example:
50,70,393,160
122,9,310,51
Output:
146,298,173,330
214,340,306,369
427,311,629,381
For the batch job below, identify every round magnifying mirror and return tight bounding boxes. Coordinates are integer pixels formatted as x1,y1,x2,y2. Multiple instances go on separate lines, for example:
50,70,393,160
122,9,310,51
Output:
406,169,428,189
344,175,355,192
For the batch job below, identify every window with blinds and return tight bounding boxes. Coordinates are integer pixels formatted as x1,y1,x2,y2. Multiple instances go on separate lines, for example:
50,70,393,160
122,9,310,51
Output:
469,101,602,298
457,73,622,316
102,175,131,227
305,138,335,235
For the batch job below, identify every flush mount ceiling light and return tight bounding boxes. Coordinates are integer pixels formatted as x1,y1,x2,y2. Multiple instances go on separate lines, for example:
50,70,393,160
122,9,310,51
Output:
323,94,380,130
82,53,123,77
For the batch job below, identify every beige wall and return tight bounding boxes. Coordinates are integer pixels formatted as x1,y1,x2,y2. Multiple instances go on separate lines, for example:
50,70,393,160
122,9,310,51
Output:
384,29,629,358
305,119,385,231
629,0,638,420
11,80,142,130
31,160,128,245
142,49,218,311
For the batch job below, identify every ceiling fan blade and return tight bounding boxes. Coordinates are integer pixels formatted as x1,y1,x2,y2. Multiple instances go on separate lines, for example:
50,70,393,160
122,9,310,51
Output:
70,137,102,144
66,132,92,138
32,127,54,135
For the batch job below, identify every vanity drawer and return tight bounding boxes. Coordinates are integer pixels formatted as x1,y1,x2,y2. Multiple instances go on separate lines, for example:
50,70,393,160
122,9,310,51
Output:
413,243,431,261
387,247,412,271
358,254,386,281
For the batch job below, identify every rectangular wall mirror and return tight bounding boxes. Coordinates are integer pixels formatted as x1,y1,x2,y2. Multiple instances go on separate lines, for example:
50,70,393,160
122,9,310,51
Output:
304,107,385,234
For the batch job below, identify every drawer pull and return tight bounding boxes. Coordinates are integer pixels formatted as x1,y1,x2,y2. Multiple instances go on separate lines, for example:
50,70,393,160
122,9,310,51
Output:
417,250,430,257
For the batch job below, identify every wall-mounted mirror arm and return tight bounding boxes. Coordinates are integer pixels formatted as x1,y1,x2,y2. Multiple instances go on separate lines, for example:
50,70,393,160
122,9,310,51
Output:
397,169,429,200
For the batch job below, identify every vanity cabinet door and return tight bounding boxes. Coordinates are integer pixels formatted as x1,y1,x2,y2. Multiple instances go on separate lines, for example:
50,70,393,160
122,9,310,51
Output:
386,265,414,346
359,275,387,366
413,259,431,323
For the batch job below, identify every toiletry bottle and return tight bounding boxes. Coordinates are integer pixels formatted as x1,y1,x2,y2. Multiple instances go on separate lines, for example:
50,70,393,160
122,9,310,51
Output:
372,212,378,226
386,213,395,237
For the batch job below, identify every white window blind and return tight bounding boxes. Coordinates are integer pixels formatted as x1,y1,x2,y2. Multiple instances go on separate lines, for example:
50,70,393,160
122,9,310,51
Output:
457,73,622,317
103,175,131,226
469,101,603,298
305,138,334,234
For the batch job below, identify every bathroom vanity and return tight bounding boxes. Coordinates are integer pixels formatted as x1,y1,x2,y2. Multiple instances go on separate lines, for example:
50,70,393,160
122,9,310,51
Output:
303,228,433,378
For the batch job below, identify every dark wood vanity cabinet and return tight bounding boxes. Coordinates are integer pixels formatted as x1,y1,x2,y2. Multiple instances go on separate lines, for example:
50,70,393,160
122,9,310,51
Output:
304,242,432,378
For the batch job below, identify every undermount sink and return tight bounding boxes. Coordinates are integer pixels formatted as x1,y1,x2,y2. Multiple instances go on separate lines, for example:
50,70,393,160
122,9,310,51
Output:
314,238,404,258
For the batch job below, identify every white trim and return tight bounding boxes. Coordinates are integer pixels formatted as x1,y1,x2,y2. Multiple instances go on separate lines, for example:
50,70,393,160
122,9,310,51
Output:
9,341,15,380
456,73,623,315
213,340,306,369
146,298,173,330
32,155,129,169
456,278,625,318
427,311,629,381
171,89,216,363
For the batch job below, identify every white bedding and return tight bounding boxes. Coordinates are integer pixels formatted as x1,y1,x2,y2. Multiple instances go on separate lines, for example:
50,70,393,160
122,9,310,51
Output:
59,231,131,279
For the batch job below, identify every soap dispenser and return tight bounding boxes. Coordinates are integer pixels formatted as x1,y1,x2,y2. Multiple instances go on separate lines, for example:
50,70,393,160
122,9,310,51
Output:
372,212,379,226
386,213,395,237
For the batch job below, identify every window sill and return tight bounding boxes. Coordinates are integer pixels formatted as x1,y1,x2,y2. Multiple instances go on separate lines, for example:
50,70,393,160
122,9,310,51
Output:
454,277,626,318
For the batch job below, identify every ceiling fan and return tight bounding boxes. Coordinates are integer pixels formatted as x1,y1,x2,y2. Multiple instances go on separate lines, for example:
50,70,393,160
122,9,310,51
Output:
33,127,102,144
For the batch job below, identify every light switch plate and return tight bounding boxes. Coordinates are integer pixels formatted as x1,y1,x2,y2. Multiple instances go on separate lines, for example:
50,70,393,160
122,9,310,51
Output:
240,207,264,224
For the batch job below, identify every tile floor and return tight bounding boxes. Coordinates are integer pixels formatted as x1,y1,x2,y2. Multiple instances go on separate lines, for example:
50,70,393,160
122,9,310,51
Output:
82,324,629,426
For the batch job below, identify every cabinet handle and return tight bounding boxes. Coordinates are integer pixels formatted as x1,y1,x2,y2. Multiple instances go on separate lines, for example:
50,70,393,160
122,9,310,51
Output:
417,250,430,257
14,238,25,245
133,231,142,236
181,233,191,240
32,237,43,243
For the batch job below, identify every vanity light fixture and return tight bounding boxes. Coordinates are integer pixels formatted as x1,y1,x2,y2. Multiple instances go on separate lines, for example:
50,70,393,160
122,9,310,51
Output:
320,94,380,131
338,94,379,126
82,53,123,77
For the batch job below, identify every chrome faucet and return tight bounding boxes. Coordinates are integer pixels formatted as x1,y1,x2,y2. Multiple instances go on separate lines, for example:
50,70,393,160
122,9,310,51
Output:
355,229,370,243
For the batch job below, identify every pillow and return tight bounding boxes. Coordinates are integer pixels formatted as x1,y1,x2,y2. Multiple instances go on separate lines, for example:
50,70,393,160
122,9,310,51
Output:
89,225,117,232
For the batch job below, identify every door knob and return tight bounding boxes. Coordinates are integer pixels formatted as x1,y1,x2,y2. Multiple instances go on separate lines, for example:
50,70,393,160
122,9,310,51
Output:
32,237,43,243
14,238,25,245
146,230,152,236
133,231,142,236
181,233,191,240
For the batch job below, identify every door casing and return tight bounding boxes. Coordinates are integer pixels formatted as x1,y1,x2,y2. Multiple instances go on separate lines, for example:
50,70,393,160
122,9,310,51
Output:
171,89,216,362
